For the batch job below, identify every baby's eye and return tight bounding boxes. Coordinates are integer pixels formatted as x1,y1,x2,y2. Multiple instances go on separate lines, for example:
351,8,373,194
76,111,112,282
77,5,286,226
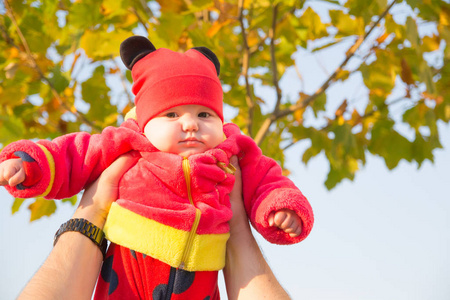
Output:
198,112,211,118
166,112,178,118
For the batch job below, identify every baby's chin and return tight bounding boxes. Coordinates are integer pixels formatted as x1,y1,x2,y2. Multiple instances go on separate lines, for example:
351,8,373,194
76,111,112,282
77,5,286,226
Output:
177,149,207,157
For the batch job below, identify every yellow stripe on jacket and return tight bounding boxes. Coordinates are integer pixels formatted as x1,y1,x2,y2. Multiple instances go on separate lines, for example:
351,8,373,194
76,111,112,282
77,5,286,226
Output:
36,144,55,197
104,202,229,272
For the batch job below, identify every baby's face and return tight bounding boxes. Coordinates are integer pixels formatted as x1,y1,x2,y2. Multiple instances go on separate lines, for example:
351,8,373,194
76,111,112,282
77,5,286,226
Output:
144,105,224,157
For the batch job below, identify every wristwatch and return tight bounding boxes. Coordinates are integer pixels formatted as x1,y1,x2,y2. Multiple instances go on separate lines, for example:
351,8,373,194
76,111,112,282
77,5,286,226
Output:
54,218,108,259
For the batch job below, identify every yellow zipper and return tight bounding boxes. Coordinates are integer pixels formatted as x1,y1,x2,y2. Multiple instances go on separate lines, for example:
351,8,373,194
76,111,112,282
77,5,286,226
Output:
179,157,201,269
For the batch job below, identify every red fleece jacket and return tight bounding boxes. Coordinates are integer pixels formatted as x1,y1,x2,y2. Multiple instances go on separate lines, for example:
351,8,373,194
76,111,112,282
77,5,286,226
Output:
0,120,313,271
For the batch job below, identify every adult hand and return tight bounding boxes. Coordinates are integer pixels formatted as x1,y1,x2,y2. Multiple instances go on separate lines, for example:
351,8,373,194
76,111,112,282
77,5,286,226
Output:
227,156,251,238
72,151,140,228
224,156,291,300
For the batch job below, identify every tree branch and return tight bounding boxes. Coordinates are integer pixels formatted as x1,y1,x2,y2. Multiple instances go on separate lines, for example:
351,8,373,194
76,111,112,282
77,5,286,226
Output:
248,6,296,56
253,0,398,146
270,3,282,115
238,0,255,137
129,6,149,31
4,0,102,132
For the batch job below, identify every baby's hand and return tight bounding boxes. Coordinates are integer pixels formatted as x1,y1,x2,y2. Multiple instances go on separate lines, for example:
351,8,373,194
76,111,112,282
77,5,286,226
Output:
0,158,25,187
268,209,302,237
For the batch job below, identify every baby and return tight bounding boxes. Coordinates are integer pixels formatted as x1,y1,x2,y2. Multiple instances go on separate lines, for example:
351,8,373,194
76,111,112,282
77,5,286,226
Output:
0,36,313,299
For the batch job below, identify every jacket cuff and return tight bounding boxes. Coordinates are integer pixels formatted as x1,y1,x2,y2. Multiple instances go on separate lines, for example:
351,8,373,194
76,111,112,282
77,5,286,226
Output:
0,141,54,198
253,188,314,245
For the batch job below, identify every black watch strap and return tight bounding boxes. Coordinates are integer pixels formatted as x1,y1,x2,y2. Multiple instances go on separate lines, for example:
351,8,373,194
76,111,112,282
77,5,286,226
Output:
54,218,108,259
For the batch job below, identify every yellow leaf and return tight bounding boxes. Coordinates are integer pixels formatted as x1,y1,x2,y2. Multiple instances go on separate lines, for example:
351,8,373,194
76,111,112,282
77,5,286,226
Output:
8,47,20,59
294,106,306,123
376,32,390,44
347,158,359,173
247,30,259,48
207,19,232,37
282,169,291,177
349,108,361,126
446,105,450,120
28,198,57,222
63,87,74,97
421,34,441,52
12,198,26,214
156,0,186,13
440,9,449,26
335,69,350,82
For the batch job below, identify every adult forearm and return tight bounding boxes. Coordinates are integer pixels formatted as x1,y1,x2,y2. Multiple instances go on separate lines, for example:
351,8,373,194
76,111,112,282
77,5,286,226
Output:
19,231,103,300
223,226,291,300
18,153,138,300
19,206,106,300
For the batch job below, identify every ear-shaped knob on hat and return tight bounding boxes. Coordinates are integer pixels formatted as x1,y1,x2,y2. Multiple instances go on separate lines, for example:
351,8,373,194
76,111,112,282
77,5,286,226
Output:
192,47,221,76
120,36,156,70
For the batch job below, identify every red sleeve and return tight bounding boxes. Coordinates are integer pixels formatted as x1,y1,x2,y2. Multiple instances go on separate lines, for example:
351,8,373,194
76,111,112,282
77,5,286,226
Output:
0,119,151,199
222,123,314,245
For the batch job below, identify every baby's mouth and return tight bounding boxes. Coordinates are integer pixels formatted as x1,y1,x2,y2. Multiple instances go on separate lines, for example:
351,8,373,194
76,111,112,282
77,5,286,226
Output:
180,138,203,145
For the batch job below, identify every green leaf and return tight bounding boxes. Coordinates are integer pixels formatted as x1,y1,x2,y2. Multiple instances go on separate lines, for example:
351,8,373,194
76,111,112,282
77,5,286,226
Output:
368,119,413,169
81,65,116,122
259,129,286,167
385,13,406,40
295,7,328,41
332,123,358,158
405,0,420,9
345,0,387,24
412,133,434,167
186,0,214,13
329,10,365,37
19,10,53,53
324,157,358,190
419,61,436,94
48,66,70,93
62,195,78,205
80,29,132,59
359,49,397,104
302,145,322,165
0,114,26,144
68,0,104,30
406,16,420,49
310,93,326,117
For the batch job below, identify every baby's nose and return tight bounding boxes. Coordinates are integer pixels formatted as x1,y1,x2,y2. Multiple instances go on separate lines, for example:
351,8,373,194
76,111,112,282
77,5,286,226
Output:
181,115,199,131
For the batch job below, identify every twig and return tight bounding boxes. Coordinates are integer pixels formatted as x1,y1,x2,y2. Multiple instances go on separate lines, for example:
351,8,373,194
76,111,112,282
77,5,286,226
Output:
254,0,398,146
238,0,255,137
129,6,149,31
139,0,154,19
270,3,282,115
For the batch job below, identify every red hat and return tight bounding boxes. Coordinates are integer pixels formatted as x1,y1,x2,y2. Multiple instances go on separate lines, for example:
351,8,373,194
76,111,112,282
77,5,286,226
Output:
120,36,223,129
